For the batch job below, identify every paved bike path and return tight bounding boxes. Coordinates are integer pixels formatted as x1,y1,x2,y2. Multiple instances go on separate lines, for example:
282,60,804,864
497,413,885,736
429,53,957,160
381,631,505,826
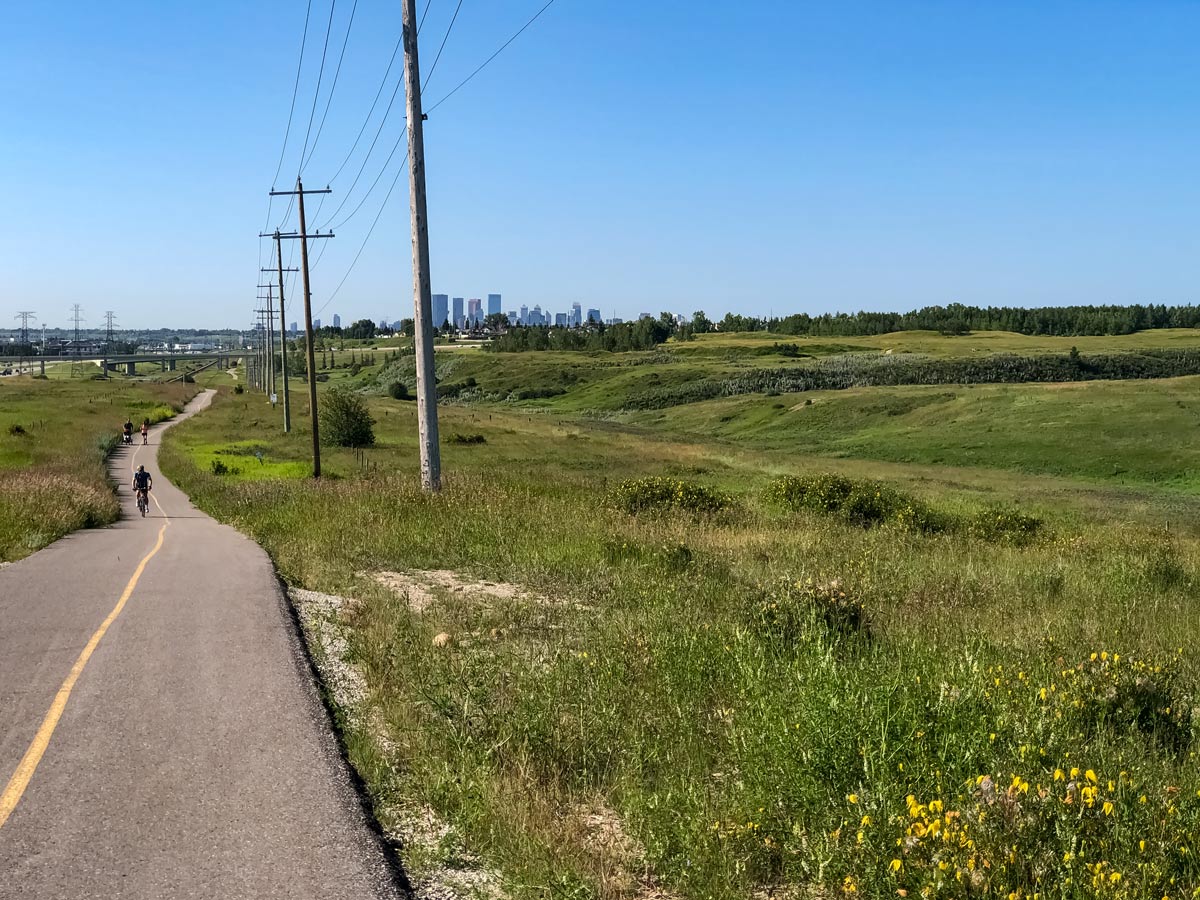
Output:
0,390,404,899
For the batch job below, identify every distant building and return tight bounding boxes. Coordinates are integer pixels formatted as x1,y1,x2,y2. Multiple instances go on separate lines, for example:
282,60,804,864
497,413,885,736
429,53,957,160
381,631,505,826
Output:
453,297,464,330
432,294,449,329
332,314,341,328
608,317,624,325
528,305,546,326
314,318,322,329
290,322,298,333
587,308,601,324
554,312,568,327
507,312,519,326
519,304,528,324
487,293,502,316
467,298,482,327
638,313,652,320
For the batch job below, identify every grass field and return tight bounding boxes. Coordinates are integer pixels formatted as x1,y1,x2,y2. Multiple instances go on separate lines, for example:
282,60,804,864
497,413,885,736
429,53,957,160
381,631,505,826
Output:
159,328,1200,899
0,377,195,560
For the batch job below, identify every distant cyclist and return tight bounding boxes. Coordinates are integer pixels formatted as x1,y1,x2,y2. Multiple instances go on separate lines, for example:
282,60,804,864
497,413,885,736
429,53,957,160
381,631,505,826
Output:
132,465,153,495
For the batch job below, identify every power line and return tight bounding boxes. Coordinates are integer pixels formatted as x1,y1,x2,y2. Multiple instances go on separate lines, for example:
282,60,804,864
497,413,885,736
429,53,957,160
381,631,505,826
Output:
270,0,315,192
426,0,560,115
418,0,435,34
314,150,409,318
325,35,404,186
328,125,408,231
297,0,340,174
421,0,463,91
301,0,359,174
316,84,406,228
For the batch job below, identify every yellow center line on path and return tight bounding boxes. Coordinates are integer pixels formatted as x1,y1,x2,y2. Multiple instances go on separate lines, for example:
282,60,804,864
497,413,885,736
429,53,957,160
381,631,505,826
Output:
0,447,172,831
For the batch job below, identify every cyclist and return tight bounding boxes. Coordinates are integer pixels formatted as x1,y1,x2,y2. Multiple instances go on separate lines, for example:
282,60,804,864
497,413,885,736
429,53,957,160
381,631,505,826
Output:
132,465,153,502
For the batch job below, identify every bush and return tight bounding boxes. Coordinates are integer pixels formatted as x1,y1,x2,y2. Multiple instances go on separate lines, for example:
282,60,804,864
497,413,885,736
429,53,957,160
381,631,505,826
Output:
447,433,486,445
388,381,410,401
8,424,26,437
319,388,376,448
610,476,734,516
748,577,869,645
965,507,1043,545
766,473,943,532
233,384,244,394
210,459,229,475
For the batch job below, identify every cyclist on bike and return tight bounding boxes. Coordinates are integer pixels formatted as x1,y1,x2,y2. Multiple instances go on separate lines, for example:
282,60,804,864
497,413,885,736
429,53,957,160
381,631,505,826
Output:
132,465,153,497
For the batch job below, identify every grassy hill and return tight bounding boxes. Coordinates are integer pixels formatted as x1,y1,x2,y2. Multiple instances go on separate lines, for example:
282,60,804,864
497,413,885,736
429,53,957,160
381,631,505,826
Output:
159,328,1200,898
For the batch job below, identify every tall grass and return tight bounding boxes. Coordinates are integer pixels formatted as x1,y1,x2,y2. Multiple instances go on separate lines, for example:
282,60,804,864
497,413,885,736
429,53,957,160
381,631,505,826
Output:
0,380,193,560
162,387,1200,898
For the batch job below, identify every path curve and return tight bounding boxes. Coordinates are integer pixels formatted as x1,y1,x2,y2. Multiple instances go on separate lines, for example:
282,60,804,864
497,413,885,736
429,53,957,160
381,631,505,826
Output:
0,390,405,899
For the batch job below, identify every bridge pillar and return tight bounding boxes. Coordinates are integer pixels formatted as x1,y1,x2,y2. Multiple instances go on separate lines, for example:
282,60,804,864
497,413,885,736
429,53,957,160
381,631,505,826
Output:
40,360,45,376
168,358,177,371
126,362,136,376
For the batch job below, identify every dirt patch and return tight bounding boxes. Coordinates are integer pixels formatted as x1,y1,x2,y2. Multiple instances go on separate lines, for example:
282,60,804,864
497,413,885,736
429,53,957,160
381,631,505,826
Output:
567,801,682,900
373,569,544,613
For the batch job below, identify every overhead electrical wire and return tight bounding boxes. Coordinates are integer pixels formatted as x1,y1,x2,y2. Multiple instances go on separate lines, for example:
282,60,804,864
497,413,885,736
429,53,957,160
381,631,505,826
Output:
328,125,408,231
296,0,341,176
421,0,463,91
426,0,560,115
268,0,315,217
301,0,359,173
314,150,410,318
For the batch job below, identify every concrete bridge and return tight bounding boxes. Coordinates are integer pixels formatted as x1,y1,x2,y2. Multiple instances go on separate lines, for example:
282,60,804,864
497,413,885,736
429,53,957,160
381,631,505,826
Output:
0,351,239,377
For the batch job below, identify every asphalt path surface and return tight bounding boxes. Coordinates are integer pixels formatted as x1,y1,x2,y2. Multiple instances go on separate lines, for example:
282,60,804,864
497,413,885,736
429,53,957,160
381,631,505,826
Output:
0,390,405,899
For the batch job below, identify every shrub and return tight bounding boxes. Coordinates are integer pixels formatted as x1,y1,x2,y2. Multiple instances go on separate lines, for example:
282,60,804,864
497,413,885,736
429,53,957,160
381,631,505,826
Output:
766,473,943,532
748,577,869,645
447,433,486,445
8,424,27,437
210,459,229,475
965,507,1043,545
610,476,734,516
319,388,376,448
388,381,410,400
233,384,244,394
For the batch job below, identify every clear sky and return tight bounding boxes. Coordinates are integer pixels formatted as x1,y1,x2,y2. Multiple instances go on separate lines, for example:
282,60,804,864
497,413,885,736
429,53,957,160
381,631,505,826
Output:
1,1,1197,330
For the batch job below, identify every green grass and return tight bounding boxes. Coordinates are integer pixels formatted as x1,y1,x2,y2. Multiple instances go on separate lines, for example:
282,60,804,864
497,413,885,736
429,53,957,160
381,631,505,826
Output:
0,377,195,560
162,342,1200,899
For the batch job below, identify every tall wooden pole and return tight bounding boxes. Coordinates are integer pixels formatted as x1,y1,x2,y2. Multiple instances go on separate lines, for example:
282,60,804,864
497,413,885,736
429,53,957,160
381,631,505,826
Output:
401,0,441,492
274,233,292,433
297,178,321,478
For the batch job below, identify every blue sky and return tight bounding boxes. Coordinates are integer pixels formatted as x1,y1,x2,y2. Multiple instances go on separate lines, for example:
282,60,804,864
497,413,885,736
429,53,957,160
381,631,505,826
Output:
1,1,1197,329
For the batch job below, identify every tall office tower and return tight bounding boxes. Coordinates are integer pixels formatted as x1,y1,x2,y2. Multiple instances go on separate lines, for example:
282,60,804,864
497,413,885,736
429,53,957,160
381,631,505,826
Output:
290,322,298,333
332,314,341,328
587,308,601,324
530,305,544,326
467,298,482,326
432,294,449,329
554,312,568,327
487,293,502,316
507,312,518,325
314,318,322,329
571,301,582,327
519,304,528,324
453,297,464,329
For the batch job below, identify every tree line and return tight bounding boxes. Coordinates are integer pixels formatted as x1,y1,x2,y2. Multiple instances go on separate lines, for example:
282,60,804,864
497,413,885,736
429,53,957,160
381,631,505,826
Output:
693,303,1200,338
486,318,674,353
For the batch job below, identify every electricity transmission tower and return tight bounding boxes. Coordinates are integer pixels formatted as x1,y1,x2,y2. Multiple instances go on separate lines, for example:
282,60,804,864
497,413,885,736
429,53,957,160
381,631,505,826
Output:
15,311,35,345
70,304,85,378
263,244,298,433
103,311,117,350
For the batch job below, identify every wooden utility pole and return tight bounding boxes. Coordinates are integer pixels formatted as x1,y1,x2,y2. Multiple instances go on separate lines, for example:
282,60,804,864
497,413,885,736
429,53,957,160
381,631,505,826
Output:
263,240,298,433
257,284,278,402
265,183,332,478
401,0,442,491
